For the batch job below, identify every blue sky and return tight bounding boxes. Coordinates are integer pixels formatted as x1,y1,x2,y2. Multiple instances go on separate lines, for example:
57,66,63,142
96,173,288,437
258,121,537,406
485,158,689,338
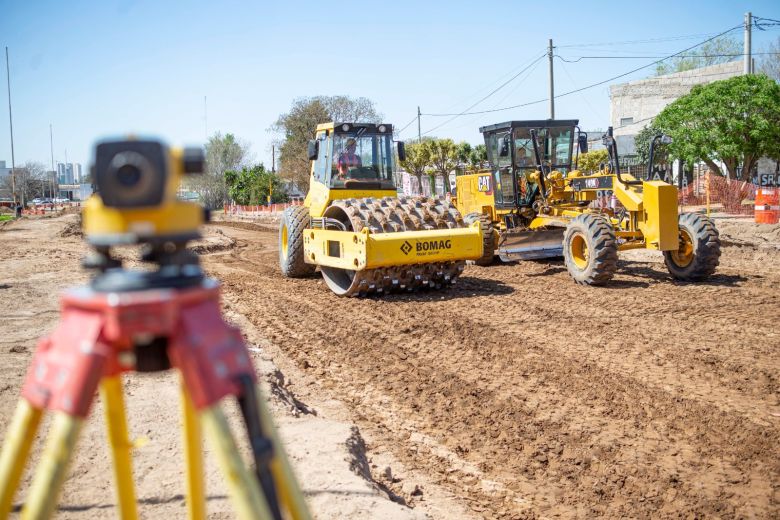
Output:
1,0,778,170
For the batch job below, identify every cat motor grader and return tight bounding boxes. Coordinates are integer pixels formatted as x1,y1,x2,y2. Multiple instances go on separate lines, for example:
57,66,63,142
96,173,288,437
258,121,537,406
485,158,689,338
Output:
278,122,484,296
454,119,721,285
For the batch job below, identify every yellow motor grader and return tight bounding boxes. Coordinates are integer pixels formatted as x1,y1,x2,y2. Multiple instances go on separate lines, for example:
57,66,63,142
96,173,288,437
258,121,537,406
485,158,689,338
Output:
455,119,721,285
279,122,484,296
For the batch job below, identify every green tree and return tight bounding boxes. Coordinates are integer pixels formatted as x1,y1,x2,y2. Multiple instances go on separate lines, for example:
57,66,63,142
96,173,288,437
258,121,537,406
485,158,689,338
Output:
655,36,741,76
654,74,780,180
271,96,382,193
190,132,250,209
426,139,457,177
576,149,609,174
469,144,488,171
455,141,472,170
225,164,287,205
398,141,431,188
759,36,780,82
634,124,665,165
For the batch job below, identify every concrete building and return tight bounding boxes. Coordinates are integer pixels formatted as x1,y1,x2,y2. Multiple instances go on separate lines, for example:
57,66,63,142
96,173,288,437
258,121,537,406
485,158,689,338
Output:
609,61,743,156
0,160,10,182
56,162,83,184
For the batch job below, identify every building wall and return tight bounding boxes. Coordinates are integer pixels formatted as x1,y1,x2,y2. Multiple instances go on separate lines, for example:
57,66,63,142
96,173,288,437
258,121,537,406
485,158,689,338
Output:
609,61,743,145
0,160,10,183
56,162,82,184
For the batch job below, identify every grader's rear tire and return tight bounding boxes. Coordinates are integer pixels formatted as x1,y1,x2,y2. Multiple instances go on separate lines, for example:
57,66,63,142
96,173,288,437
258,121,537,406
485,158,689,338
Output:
664,212,720,281
279,206,316,278
464,212,496,266
563,213,618,286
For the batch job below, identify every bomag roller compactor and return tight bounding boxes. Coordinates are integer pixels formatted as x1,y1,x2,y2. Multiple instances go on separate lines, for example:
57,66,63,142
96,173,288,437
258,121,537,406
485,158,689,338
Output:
455,119,721,285
279,122,484,296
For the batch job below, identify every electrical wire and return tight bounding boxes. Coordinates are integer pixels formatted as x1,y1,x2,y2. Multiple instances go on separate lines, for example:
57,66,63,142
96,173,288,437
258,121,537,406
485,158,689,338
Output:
436,57,546,135
556,31,727,48
418,53,547,137
421,22,743,119
395,114,418,135
557,52,780,62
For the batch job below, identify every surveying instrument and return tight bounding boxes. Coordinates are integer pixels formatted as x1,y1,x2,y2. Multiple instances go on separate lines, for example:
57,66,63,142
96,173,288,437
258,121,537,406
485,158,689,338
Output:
0,139,311,520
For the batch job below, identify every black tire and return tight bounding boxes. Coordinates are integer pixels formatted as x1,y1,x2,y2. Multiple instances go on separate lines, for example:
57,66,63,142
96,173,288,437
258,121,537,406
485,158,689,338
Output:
563,213,618,286
663,212,720,281
279,206,316,278
463,212,496,266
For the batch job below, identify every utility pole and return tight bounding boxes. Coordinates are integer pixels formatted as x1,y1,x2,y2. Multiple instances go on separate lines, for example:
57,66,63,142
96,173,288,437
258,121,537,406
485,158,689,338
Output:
548,39,555,119
272,144,275,173
6,47,16,207
417,106,422,143
50,124,56,199
744,12,752,74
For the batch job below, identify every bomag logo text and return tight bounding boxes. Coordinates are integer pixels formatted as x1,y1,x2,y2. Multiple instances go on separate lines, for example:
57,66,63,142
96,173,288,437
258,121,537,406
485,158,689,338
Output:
416,239,452,252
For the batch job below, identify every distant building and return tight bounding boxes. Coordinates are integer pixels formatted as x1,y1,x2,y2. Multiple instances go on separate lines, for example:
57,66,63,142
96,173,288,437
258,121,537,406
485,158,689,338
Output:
609,61,743,156
58,183,93,201
56,162,83,184
0,160,10,182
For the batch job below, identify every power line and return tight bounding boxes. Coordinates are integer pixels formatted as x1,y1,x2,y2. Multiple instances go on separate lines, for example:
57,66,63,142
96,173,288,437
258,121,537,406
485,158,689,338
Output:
418,53,547,136
395,114,418,134
421,23,744,119
754,16,780,26
556,52,780,62
555,31,729,49
432,57,546,136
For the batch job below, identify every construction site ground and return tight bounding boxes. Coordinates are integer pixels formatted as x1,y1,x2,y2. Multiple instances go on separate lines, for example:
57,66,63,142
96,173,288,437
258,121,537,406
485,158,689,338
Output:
1,211,778,519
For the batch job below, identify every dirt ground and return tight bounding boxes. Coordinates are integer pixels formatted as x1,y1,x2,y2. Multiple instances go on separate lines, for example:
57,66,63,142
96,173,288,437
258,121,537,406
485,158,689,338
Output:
1,212,779,519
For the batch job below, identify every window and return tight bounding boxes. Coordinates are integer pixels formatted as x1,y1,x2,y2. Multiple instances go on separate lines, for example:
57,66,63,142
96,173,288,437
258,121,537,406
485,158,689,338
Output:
314,133,330,183
620,117,634,127
330,132,394,189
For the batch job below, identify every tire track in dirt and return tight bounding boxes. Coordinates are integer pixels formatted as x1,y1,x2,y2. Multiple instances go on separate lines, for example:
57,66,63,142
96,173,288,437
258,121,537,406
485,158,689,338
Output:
204,223,780,519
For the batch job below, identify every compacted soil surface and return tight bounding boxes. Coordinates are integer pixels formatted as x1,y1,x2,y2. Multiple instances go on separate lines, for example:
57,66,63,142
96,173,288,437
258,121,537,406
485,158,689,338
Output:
1,212,778,518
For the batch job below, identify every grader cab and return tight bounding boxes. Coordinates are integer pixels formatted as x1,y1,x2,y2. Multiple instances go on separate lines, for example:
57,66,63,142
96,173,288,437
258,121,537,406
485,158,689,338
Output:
279,122,484,296
455,119,721,285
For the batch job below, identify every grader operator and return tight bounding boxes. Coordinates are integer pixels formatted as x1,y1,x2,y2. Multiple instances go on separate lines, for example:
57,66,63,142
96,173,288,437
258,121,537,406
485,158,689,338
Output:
279,122,484,296
455,119,721,285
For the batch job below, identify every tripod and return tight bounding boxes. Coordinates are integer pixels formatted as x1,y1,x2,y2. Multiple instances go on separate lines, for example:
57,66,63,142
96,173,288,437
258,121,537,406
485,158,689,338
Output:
0,242,311,520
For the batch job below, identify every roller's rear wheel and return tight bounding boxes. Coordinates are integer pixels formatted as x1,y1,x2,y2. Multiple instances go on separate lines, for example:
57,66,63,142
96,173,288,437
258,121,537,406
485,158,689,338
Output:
664,213,720,281
563,213,618,286
279,206,316,278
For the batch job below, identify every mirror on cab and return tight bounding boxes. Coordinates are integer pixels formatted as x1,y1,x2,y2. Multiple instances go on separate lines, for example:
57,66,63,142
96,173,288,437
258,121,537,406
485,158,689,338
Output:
397,141,406,163
307,139,319,161
578,133,589,154
499,136,510,157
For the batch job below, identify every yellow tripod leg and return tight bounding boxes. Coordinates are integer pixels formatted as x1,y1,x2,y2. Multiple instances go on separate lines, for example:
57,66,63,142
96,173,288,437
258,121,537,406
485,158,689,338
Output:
180,385,205,520
21,412,82,520
254,385,312,520
100,376,138,520
200,406,273,520
0,399,43,520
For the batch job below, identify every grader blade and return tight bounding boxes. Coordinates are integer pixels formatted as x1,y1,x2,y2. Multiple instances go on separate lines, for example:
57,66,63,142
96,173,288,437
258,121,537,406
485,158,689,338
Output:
497,227,564,261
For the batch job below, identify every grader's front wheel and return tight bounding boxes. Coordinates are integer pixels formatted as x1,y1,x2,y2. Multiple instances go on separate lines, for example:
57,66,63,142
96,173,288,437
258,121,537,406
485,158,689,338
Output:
664,213,721,281
563,214,618,286
279,206,316,278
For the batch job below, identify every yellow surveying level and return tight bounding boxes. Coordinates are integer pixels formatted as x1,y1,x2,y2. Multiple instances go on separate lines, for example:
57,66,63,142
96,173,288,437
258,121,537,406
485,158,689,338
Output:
0,138,311,520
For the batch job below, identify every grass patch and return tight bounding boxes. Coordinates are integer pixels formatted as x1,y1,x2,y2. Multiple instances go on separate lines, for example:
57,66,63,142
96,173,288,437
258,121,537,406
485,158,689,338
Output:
0,215,13,222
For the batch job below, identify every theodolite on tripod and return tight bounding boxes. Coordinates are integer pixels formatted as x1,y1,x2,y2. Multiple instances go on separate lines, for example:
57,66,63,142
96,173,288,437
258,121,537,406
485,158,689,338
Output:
0,138,310,520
